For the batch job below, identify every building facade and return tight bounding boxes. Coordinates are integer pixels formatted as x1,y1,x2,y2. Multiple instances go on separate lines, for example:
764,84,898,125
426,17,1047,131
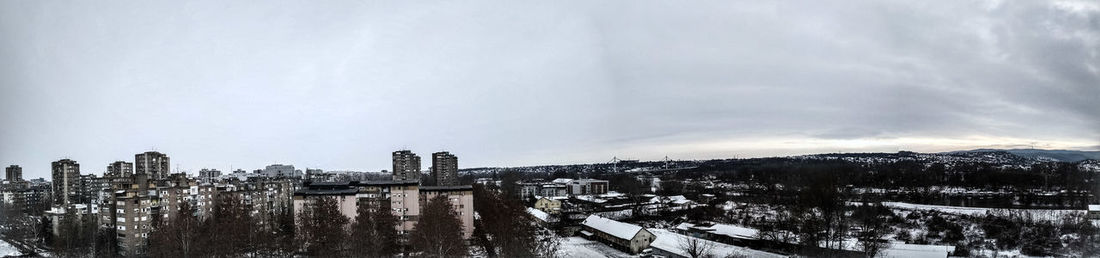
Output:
135,151,171,180
5,165,22,182
107,161,134,178
431,152,459,186
392,150,421,181
263,164,299,178
293,180,475,240
51,159,81,205
568,179,609,195
420,185,475,239
581,215,655,254
77,174,108,204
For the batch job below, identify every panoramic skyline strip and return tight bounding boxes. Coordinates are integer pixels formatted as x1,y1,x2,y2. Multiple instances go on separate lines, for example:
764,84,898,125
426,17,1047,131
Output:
2,0,1098,178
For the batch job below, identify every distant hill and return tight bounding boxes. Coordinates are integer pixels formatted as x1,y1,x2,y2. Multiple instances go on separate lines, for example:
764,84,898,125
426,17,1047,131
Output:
948,149,1100,163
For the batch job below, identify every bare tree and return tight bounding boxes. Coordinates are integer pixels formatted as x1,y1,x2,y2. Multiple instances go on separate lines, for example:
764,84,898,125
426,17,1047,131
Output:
148,201,201,257
678,235,716,258
534,227,562,258
853,203,891,257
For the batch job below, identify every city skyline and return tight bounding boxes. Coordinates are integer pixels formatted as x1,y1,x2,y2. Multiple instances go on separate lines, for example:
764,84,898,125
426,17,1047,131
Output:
2,0,1098,179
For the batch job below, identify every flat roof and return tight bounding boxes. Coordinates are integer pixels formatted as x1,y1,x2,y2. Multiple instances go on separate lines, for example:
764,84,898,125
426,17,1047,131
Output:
420,185,474,191
294,189,359,196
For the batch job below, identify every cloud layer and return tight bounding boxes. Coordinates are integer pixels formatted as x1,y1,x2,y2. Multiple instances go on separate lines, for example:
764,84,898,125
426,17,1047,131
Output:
1,0,1097,178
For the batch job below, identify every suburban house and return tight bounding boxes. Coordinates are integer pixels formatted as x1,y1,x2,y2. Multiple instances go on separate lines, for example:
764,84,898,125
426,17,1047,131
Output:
534,196,564,214
580,215,655,254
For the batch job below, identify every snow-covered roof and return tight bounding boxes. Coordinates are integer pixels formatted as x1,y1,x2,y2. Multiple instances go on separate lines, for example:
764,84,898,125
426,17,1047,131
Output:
650,195,694,205
676,222,758,239
574,195,607,203
1090,205,1100,211
527,207,550,222
551,178,574,184
582,215,645,240
649,229,785,258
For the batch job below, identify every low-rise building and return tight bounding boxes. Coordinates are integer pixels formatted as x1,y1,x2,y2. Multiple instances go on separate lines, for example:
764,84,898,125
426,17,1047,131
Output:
580,215,655,254
1089,205,1100,220
534,196,564,214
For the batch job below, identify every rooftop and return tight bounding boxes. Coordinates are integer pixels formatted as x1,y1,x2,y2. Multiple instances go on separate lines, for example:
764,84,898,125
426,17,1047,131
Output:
582,215,645,240
421,185,474,191
294,188,359,196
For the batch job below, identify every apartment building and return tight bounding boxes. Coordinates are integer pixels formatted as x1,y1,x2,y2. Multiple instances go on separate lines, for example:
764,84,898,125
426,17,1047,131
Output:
293,180,474,239
392,150,422,181
431,152,459,186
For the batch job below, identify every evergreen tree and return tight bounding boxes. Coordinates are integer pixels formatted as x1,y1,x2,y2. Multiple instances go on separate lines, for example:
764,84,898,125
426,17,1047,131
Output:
297,196,349,257
410,195,467,257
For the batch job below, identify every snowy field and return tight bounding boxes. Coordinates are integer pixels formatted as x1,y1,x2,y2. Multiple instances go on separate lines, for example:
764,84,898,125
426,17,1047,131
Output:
0,240,23,257
556,237,633,258
881,202,1085,220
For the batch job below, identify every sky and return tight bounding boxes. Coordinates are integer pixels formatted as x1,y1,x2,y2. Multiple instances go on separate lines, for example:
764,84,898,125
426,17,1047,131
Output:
1,0,1098,179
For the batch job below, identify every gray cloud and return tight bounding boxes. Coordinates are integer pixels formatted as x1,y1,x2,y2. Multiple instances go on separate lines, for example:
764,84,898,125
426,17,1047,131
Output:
1,0,1097,178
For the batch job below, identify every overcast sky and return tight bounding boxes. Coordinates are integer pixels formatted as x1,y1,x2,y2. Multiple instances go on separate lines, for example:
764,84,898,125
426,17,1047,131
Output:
2,0,1098,178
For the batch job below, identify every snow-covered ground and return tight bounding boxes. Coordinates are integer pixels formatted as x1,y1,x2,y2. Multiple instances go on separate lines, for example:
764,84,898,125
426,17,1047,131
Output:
0,239,23,257
881,202,1085,220
649,229,786,258
880,243,955,258
556,237,633,258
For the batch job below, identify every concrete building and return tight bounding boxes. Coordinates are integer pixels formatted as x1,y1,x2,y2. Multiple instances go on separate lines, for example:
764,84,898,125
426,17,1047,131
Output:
198,168,221,183
1,182,50,211
293,180,475,240
77,174,108,204
420,185,475,239
431,152,459,186
305,168,323,181
106,172,194,255
5,165,22,182
106,161,134,178
111,173,160,255
198,168,221,178
263,164,299,178
568,179,610,195
517,181,542,198
392,150,421,181
540,183,568,197
135,151,171,179
295,181,423,235
52,159,81,205
580,215,655,254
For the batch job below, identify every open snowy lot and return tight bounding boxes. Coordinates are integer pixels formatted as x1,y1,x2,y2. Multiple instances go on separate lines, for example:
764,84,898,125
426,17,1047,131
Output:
0,240,23,257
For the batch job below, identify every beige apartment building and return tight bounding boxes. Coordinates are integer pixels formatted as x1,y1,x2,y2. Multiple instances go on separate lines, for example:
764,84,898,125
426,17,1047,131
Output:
293,180,473,239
